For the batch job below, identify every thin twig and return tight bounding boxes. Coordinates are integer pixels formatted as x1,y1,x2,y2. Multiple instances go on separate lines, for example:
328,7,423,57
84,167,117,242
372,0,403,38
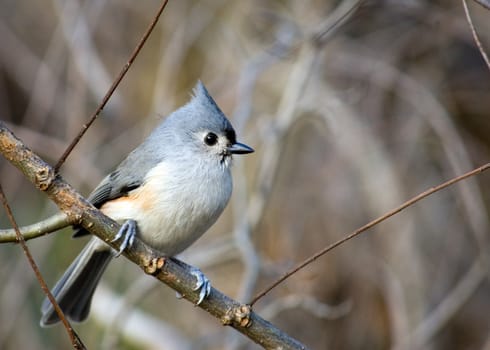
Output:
462,0,490,71
54,0,170,172
0,212,71,243
0,185,85,350
250,163,490,306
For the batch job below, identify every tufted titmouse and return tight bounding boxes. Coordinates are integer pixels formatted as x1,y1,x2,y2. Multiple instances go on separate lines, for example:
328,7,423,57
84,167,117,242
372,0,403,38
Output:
40,82,253,326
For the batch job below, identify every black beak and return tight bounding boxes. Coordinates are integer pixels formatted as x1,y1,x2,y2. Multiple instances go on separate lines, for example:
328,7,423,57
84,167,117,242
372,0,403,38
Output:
228,142,254,155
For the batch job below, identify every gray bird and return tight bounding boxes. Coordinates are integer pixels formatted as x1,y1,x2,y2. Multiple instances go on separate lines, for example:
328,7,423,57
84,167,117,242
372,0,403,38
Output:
40,82,253,326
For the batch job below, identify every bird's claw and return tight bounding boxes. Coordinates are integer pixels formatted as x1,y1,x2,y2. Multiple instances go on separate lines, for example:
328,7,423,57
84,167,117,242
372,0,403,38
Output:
190,267,211,305
170,259,211,304
111,219,137,257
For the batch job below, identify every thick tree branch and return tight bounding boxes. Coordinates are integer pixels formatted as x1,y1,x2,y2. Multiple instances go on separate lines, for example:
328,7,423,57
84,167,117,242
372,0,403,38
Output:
0,122,307,350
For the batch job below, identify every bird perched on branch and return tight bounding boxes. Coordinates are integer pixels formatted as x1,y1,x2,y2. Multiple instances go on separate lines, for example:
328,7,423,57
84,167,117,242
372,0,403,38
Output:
41,81,253,326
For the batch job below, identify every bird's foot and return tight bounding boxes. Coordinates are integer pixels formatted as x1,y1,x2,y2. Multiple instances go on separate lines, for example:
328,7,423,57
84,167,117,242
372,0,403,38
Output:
173,260,211,305
111,219,137,257
190,266,211,305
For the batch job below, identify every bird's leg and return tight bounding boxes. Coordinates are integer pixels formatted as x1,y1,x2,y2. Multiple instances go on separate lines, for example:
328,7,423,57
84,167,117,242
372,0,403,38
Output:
171,257,211,305
111,219,138,257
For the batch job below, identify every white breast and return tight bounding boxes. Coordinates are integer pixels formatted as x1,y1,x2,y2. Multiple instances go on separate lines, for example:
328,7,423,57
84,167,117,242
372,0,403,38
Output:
101,160,232,256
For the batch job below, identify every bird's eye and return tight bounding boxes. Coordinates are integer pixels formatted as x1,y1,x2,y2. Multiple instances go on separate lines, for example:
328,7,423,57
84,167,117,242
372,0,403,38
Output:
204,132,218,146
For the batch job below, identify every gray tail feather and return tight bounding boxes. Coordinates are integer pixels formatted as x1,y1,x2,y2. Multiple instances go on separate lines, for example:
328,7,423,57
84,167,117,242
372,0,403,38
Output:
40,238,112,326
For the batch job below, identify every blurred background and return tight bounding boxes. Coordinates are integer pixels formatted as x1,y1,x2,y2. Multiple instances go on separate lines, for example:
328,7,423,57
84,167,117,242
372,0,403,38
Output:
0,0,489,349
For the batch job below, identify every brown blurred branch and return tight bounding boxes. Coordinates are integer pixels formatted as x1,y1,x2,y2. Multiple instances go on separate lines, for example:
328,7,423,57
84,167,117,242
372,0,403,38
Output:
0,185,85,349
0,123,307,349
312,0,362,45
54,0,169,172
463,0,490,71
401,259,487,348
471,0,490,10
250,162,490,306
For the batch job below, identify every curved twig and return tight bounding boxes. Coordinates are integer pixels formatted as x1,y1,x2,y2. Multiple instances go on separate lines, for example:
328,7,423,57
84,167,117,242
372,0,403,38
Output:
250,163,490,305
462,0,490,71
0,212,71,243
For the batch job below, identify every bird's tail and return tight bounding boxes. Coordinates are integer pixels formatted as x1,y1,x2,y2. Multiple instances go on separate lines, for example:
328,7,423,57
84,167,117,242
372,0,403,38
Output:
40,237,113,326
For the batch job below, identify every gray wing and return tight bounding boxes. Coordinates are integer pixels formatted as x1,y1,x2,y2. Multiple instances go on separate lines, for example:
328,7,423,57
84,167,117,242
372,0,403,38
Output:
87,169,143,209
73,140,164,237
